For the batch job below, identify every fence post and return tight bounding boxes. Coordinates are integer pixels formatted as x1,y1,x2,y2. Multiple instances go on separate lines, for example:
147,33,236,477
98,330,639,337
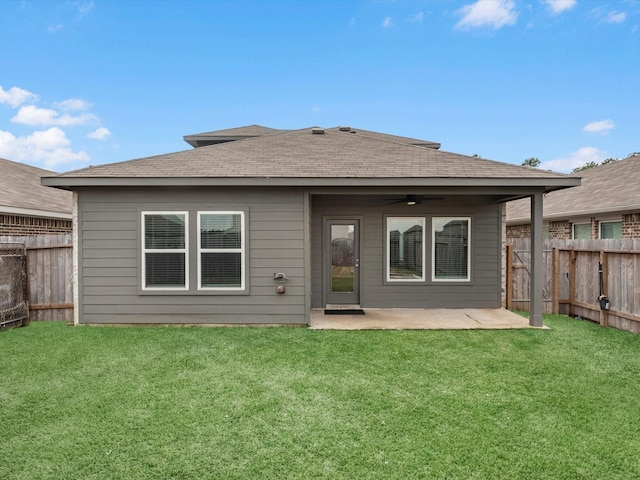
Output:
568,249,576,317
599,250,609,328
506,243,513,310
552,248,559,314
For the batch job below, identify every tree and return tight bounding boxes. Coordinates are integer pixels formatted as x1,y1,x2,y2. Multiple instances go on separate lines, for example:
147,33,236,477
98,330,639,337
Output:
571,157,619,174
521,157,540,168
571,161,599,173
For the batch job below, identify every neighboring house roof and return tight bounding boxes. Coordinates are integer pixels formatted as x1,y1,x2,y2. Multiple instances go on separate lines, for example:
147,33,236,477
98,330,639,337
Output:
43,126,578,196
507,154,640,224
0,157,73,219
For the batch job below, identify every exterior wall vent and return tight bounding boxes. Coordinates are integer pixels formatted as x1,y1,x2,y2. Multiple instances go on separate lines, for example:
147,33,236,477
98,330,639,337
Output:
339,126,351,132
311,128,325,135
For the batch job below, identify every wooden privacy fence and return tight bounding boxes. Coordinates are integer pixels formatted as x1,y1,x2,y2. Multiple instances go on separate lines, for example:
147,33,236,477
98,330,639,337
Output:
0,234,73,322
507,238,640,334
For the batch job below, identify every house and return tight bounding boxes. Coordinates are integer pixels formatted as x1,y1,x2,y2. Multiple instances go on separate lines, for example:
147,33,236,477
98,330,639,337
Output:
42,125,579,327
507,154,640,239
0,157,73,235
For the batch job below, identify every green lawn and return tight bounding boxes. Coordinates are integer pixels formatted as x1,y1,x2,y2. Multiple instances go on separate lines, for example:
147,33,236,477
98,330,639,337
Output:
1,315,639,479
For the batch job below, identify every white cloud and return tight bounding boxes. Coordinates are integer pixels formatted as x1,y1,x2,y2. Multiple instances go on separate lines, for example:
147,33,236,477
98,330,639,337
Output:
11,105,97,126
0,86,38,107
408,12,424,23
77,1,94,17
543,0,576,15
456,0,517,29
540,146,607,173
589,7,628,24
605,11,626,24
46,1,94,33
0,127,90,170
54,98,93,111
47,23,64,33
87,127,111,140
382,16,393,28
0,85,109,171
583,119,615,134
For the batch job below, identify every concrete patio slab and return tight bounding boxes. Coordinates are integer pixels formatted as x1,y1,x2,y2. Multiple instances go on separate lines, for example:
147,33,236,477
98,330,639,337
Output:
309,308,543,330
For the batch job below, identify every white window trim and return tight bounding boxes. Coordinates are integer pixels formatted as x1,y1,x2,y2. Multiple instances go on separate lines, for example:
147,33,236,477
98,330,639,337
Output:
386,216,426,283
141,211,189,291
198,211,246,291
431,216,471,283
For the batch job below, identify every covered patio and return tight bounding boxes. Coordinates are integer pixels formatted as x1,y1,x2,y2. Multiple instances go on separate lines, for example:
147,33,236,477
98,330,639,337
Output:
309,308,543,330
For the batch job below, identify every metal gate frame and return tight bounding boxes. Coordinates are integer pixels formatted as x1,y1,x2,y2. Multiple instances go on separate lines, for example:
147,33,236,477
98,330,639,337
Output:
0,243,28,329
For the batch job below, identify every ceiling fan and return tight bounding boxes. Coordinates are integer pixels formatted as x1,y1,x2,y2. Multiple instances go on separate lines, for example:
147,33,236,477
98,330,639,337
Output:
385,194,444,206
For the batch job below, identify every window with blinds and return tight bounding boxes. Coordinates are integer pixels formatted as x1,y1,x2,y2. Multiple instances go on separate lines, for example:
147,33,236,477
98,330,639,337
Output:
432,217,470,282
198,212,245,290
142,212,188,290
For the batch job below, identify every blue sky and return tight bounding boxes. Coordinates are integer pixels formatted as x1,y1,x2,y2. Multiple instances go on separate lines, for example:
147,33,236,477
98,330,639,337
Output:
1,0,639,173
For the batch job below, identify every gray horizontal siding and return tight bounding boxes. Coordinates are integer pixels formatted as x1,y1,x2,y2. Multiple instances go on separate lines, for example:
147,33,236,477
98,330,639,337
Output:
83,295,303,307
88,314,305,325
311,194,502,309
82,285,306,297
78,186,307,325
78,187,506,323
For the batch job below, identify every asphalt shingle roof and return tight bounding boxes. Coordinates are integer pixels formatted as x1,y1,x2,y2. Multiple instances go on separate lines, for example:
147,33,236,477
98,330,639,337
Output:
187,124,285,137
0,157,73,216
52,126,571,181
507,154,640,222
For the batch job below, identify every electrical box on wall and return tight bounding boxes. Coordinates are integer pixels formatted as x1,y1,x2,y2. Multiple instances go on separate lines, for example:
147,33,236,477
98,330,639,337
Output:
273,272,288,294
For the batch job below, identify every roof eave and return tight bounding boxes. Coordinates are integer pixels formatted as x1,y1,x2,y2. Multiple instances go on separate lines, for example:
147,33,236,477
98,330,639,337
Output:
507,203,640,225
182,135,259,148
42,176,580,190
0,204,73,219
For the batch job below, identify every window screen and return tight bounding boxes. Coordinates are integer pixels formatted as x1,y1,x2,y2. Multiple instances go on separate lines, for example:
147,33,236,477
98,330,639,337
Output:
143,213,187,289
433,217,470,281
600,221,622,239
572,223,590,240
199,212,244,289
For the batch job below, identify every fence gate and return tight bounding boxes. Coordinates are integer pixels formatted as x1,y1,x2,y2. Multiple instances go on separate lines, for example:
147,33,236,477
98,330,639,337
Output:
0,243,28,329
506,239,554,314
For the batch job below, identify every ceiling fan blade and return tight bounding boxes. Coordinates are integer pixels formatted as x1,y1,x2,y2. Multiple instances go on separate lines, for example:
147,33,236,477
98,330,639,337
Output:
384,195,445,205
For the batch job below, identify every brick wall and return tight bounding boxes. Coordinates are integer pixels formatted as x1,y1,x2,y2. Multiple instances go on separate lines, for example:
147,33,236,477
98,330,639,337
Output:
0,214,72,235
549,220,571,239
508,212,640,240
623,213,640,238
590,217,599,239
506,223,531,239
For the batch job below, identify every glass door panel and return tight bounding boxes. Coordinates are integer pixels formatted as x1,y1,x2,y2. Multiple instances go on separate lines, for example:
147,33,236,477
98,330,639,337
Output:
325,219,360,306
331,224,355,293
